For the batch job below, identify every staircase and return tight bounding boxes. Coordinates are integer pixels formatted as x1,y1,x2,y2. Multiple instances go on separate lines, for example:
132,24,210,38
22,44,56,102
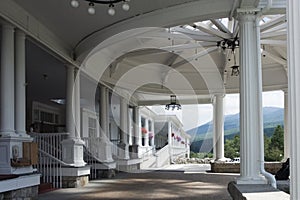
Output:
30,132,68,189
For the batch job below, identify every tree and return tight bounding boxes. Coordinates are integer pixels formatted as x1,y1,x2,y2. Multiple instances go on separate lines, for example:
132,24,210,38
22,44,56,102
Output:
224,135,240,159
265,125,284,161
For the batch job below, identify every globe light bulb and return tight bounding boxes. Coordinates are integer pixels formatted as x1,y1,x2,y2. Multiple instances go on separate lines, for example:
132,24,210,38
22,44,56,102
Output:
88,3,96,15
70,0,79,8
122,2,130,11
108,7,115,16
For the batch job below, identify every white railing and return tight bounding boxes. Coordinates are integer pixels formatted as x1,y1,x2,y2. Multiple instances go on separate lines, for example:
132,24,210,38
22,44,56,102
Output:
30,132,68,188
82,137,103,180
110,139,120,158
155,145,170,167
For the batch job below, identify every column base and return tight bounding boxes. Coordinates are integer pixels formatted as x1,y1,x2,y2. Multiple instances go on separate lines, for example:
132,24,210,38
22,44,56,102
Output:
117,142,129,160
129,144,139,159
0,135,35,175
236,175,267,185
97,138,114,162
61,166,90,188
61,138,86,167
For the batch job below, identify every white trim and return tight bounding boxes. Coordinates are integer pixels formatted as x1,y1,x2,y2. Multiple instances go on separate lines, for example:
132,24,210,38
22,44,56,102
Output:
0,174,40,193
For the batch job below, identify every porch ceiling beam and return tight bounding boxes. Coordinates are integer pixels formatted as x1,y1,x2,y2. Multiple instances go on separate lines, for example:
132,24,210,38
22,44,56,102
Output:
260,15,286,32
192,22,233,39
210,19,232,34
160,42,216,52
260,30,286,39
263,50,287,66
260,39,286,46
171,27,221,42
171,46,218,68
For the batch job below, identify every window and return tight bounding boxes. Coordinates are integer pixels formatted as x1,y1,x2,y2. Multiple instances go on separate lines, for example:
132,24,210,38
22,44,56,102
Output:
88,117,97,138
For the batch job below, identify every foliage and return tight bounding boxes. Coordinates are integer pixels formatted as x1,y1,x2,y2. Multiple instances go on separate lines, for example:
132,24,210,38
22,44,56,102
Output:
223,125,284,161
224,135,240,159
265,125,284,161
190,152,213,159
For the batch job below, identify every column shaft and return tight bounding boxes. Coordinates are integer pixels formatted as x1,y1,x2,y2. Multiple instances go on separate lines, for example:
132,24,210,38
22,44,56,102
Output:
100,85,107,138
133,106,140,145
0,23,16,136
237,12,265,184
287,0,300,198
66,66,76,138
214,94,225,161
15,30,27,136
283,90,289,160
120,98,128,144
119,97,129,159
74,69,81,138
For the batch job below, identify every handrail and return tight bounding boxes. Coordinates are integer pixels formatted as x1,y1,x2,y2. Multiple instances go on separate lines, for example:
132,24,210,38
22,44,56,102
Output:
39,149,75,167
155,144,169,157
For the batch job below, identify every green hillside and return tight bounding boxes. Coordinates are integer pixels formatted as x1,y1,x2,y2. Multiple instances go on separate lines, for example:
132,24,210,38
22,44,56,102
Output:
188,107,284,152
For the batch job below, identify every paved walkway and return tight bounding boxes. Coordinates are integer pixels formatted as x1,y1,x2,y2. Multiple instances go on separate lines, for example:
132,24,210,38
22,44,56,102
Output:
39,164,238,200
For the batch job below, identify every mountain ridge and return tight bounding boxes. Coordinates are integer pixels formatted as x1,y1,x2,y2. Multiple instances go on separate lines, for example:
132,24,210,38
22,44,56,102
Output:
187,107,284,152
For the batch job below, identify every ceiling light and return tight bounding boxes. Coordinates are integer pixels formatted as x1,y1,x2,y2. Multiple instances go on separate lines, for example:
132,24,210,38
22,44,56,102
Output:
70,0,80,8
122,2,130,11
88,2,96,14
108,4,115,16
70,0,130,16
165,95,181,111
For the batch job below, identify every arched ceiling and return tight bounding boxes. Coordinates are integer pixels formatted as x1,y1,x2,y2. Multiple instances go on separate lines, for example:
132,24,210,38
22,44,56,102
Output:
2,0,287,105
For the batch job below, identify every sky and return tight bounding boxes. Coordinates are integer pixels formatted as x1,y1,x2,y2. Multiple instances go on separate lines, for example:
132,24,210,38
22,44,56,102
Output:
151,90,284,131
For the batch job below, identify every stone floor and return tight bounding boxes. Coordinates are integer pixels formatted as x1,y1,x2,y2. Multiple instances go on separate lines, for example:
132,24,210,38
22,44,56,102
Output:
39,164,238,200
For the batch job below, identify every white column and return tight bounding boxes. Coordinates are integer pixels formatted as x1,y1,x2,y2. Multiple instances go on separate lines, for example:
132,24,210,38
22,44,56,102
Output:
100,85,107,138
98,85,113,162
237,11,266,184
144,118,149,147
150,121,155,147
0,23,34,175
213,94,225,161
74,69,81,138
283,89,289,160
119,97,129,159
133,106,140,145
0,23,16,137
61,66,85,167
15,30,27,137
130,106,140,158
66,66,76,138
287,0,300,198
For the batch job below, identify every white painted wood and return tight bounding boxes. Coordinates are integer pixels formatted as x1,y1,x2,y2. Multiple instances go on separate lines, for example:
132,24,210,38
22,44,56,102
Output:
0,0,73,64
283,89,289,160
0,23,16,137
74,69,81,138
263,50,287,65
66,66,76,138
15,30,27,136
119,98,130,159
0,174,40,193
287,0,300,198
260,15,286,32
236,12,266,185
193,22,232,39
211,19,232,34
213,94,225,161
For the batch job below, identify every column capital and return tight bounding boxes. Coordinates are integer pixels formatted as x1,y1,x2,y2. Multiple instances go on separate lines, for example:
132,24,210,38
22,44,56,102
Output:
1,21,15,31
15,29,26,38
282,88,288,94
237,8,260,15
237,9,259,22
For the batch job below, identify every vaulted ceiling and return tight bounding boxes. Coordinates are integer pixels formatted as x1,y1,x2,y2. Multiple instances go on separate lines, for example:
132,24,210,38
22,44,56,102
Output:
1,0,287,105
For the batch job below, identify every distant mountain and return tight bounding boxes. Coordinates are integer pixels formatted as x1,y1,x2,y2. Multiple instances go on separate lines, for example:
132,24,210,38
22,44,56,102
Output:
187,107,284,152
